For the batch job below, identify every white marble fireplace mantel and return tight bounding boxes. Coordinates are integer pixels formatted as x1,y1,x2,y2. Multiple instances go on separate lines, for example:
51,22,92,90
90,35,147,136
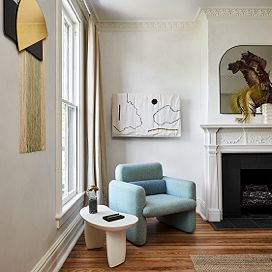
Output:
200,124,272,222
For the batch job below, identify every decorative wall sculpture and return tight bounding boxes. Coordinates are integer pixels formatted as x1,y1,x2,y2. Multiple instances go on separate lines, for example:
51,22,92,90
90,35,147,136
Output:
4,0,47,60
16,0,48,53
112,93,181,137
3,0,48,152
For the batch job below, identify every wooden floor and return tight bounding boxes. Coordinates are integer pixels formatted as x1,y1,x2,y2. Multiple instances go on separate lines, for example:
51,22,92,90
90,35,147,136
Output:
61,216,272,271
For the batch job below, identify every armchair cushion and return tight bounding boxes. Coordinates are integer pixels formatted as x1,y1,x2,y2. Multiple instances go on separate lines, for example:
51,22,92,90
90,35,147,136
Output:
115,162,163,182
143,194,196,218
130,179,166,195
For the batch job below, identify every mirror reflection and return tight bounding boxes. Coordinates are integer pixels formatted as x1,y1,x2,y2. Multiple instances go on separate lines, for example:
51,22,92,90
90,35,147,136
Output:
220,45,272,114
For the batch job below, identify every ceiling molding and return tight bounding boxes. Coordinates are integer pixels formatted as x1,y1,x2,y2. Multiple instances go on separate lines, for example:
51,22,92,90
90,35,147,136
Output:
96,7,272,31
97,21,199,32
201,8,272,17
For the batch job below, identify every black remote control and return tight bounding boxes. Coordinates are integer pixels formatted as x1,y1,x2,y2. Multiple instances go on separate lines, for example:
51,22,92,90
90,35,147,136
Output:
103,213,119,219
103,213,125,222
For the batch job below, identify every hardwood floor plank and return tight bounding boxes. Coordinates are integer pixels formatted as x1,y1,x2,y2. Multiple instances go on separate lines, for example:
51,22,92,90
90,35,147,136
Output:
60,216,272,271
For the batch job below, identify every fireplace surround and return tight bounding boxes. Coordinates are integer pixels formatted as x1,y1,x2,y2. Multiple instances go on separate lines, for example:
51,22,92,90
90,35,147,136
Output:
201,124,272,222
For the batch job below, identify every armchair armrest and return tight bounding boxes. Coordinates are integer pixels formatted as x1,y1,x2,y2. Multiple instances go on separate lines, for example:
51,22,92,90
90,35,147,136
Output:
109,180,146,216
163,176,196,200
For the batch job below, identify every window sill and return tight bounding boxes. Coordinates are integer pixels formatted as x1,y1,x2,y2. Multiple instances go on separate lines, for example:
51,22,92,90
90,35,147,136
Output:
56,192,85,229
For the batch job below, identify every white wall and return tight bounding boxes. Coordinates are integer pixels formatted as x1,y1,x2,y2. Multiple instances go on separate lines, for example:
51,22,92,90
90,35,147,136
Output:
0,1,86,271
207,17,272,123
99,26,205,200
99,13,272,215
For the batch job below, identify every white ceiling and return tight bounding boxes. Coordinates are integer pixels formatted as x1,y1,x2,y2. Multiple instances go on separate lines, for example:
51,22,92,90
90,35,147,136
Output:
85,0,272,22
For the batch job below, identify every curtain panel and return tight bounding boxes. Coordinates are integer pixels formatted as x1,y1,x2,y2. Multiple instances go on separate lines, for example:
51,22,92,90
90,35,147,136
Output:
86,17,108,204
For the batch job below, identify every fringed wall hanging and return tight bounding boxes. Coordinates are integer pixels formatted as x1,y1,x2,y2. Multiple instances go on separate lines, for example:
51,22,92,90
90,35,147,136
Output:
19,51,45,152
4,0,48,153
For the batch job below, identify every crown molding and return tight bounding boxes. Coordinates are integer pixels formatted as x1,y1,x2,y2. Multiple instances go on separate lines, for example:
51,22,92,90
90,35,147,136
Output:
97,21,199,32
91,7,272,31
201,8,272,18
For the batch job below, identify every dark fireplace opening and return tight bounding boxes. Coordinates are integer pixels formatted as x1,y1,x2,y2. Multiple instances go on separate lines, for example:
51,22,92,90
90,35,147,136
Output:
241,169,272,217
210,154,272,229
222,153,272,219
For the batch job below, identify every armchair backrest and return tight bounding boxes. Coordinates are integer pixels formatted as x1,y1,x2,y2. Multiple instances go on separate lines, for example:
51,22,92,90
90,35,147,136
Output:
115,162,163,182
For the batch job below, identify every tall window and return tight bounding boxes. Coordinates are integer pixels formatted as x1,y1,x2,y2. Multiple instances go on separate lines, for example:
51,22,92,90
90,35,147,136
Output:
62,0,80,205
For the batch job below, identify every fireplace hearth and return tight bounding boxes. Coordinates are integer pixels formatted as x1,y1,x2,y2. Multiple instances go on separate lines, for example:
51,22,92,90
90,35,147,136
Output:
210,216,272,230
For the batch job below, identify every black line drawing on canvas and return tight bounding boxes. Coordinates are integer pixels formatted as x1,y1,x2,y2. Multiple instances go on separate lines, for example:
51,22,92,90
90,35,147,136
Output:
112,93,181,137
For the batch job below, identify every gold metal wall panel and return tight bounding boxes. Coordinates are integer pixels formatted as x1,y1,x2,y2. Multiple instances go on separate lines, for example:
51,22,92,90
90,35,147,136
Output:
16,0,48,51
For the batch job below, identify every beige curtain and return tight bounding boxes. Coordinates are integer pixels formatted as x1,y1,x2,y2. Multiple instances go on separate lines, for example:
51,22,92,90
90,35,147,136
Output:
86,17,108,204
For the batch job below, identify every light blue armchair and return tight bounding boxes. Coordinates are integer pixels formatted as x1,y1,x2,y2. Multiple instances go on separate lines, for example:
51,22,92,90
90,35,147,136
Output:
109,162,196,246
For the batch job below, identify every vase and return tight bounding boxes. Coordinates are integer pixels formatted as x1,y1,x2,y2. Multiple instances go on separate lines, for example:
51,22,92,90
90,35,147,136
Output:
262,103,272,124
88,195,97,214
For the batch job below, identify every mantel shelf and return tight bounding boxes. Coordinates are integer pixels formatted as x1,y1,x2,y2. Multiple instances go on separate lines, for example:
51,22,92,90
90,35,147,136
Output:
201,124,272,129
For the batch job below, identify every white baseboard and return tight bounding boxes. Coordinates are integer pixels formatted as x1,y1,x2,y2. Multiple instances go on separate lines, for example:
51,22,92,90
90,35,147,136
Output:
196,199,222,222
208,208,221,222
31,214,84,272
196,198,207,221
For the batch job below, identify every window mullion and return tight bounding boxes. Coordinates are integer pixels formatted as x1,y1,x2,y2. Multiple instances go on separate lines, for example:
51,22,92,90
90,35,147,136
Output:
64,104,69,198
69,23,73,103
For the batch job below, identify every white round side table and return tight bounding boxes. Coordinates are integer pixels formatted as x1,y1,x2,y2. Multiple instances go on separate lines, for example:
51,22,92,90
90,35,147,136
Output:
80,205,138,267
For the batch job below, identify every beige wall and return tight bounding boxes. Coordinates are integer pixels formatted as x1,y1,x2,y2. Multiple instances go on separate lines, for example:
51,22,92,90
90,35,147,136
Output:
0,1,86,271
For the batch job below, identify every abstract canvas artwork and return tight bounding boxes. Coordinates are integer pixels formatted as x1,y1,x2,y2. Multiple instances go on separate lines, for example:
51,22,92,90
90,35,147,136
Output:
112,93,181,137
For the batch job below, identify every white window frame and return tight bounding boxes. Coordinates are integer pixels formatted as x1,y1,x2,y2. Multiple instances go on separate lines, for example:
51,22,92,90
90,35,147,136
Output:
62,6,78,205
56,0,84,228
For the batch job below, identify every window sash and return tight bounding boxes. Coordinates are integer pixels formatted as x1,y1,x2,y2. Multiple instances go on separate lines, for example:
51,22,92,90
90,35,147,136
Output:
62,13,75,103
62,101,78,205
